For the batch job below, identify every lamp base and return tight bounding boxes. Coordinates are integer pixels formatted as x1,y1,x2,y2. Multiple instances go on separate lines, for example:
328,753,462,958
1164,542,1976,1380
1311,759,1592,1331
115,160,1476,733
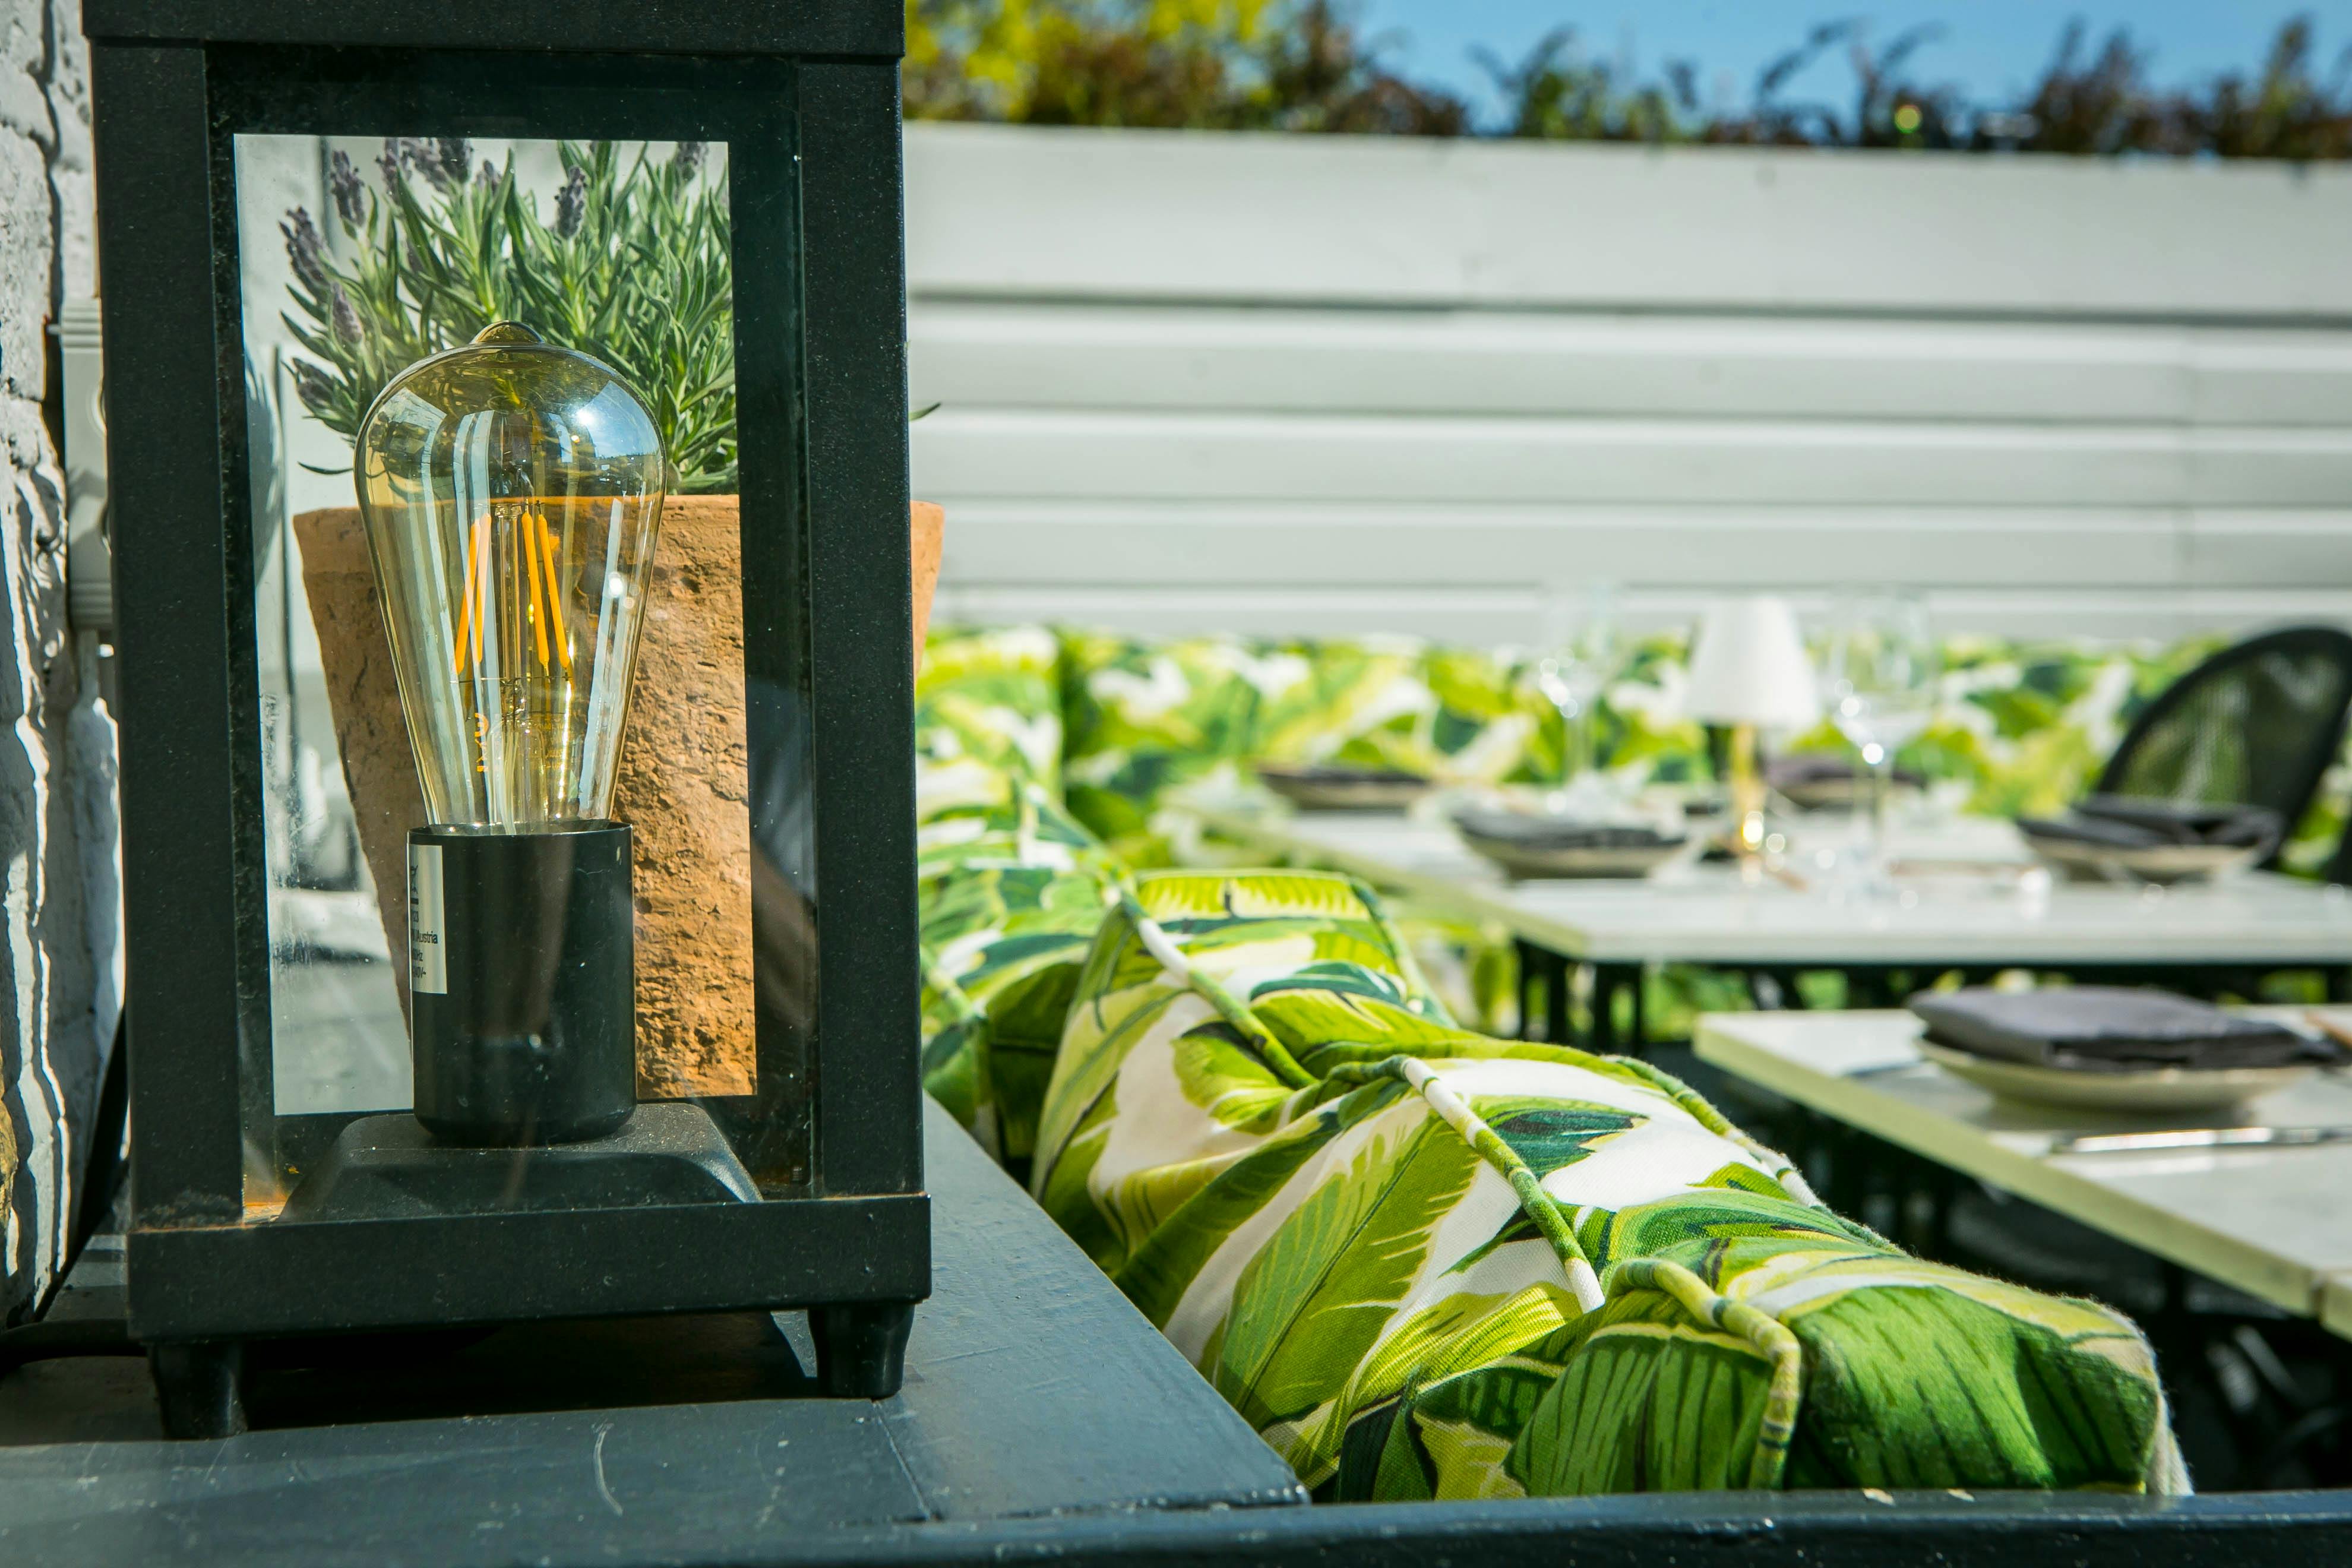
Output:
1727,722,1767,859
408,821,635,1146
278,1102,758,1223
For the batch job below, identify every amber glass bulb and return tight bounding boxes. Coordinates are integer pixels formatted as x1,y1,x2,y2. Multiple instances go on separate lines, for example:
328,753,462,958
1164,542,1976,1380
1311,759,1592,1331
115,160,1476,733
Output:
354,323,666,829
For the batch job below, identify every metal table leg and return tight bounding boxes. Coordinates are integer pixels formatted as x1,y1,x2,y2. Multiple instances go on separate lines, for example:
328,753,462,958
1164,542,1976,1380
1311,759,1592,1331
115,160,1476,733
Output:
1514,938,1541,1041
1544,950,1572,1046
1514,939,1573,1045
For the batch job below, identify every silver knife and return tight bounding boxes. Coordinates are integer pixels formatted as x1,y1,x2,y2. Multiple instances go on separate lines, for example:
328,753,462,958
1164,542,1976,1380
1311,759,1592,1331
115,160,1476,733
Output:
2051,1126,2352,1155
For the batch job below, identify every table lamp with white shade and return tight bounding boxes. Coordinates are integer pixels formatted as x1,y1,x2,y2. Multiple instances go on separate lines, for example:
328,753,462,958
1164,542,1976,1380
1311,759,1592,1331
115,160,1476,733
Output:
1686,596,1820,857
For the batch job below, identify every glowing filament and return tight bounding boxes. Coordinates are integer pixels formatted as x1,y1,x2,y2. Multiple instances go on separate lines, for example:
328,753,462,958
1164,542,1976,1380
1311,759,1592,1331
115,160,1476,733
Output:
453,510,576,679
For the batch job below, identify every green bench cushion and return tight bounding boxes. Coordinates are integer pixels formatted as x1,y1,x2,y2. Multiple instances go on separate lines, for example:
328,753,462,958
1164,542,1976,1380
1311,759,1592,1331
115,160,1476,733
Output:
1023,868,2182,1499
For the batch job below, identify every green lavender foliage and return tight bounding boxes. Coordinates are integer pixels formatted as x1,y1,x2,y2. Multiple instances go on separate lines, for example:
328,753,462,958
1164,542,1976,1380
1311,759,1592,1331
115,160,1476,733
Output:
282,137,737,492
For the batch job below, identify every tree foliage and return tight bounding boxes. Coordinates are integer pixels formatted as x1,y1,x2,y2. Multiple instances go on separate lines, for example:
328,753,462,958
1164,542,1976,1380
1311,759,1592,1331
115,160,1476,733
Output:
908,4,2352,160
905,0,1466,134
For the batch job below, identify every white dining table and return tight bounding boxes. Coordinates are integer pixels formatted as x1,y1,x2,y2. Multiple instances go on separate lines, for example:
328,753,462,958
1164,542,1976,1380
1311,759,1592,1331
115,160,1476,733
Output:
1692,1007,2352,1329
1197,805,2352,1046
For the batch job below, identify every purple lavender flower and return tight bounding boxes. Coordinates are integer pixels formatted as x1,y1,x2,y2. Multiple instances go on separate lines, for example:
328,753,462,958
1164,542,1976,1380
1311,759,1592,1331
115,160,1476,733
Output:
377,137,403,191
329,282,363,347
291,360,337,413
401,138,451,192
328,151,365,226
671,140,707,182
437,137,472,187
554,164,587,239
280,207,329,295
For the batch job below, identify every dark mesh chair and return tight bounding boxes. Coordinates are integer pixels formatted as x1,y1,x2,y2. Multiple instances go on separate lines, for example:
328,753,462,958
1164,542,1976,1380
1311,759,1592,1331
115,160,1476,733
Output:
2095,625,2352,867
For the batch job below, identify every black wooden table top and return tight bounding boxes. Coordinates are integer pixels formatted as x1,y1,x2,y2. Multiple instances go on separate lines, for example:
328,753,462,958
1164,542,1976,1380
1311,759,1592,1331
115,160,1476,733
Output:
0,1099,1304,1564
15,1102,2352,1566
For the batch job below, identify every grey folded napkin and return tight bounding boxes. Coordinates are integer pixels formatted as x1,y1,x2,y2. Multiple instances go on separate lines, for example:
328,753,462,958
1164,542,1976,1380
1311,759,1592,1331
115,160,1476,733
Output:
1452,808,1682,852
1908,986,2340,1074
2016,795,2280,853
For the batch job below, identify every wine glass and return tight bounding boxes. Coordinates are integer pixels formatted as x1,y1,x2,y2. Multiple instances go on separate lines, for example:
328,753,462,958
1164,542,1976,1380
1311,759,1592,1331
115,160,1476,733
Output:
1534,582,1620,815
1819,591,1937,871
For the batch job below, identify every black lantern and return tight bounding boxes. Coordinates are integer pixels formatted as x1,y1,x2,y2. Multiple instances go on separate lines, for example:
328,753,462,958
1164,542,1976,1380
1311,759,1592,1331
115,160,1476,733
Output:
85,4,926,1437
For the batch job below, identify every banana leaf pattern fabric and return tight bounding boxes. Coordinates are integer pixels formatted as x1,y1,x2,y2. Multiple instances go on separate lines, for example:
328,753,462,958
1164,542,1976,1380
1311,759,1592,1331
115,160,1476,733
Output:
918,625,2195,1500
1047,625,2347,875
916,630,1112,1163
917,782,1117,1166
917,625,1065,820
1026,869,2186,1499
1044,624,2351,1035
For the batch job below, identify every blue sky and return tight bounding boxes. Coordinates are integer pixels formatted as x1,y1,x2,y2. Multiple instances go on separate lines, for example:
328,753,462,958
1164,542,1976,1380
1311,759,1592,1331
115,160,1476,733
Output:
1354,2,2352,121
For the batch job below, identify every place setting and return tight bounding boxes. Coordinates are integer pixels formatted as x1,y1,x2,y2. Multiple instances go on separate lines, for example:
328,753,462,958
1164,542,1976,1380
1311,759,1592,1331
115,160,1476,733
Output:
1442,587,1950,892
1441,584,1697,880
1905,985,2351,1117
2016,795,2283,884
1253,761,1436,813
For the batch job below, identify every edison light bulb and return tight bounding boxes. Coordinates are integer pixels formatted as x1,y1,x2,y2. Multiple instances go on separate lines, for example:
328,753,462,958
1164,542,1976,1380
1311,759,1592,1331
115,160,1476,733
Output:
355,322,665,1147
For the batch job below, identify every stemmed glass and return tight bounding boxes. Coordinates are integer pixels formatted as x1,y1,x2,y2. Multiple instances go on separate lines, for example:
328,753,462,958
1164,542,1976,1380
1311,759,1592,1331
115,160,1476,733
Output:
1819,591,1938,872
1534,582,1620,815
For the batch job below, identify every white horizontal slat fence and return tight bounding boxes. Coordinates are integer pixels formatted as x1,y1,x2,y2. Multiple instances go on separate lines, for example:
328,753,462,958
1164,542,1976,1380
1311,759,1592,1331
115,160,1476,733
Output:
907,124,2352,643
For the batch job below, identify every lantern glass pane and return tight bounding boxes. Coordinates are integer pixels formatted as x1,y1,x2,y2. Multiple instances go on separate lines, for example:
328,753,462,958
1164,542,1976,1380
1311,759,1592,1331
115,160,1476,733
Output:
231,132,813,1223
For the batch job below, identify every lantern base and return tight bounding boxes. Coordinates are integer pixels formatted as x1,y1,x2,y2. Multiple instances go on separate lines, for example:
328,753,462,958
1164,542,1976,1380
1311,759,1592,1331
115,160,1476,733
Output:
813,1301,916,1398
149,1340,246,1440
408,822,636,1147
278,1101,759,1224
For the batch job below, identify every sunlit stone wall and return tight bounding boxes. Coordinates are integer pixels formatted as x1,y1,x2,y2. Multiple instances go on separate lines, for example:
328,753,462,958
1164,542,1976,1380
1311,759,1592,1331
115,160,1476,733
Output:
0,0,109,1326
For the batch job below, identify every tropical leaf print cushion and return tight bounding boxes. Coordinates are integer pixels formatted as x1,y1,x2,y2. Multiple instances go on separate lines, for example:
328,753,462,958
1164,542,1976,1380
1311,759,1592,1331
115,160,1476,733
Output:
918,782,1118,1165
1057,630,1285,862
1029,868,2186,1499
917,624,1064,820
916,628,1102,1158
1048,624,2351,874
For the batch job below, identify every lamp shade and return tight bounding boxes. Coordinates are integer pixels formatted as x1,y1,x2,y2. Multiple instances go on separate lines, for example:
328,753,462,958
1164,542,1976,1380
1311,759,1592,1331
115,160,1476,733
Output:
1685,596,1821,728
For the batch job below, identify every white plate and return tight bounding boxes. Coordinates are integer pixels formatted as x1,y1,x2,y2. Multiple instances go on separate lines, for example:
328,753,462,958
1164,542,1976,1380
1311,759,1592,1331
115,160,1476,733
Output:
1456,831,1687,880
2022,834,2265,885
1917,1039,2312,1113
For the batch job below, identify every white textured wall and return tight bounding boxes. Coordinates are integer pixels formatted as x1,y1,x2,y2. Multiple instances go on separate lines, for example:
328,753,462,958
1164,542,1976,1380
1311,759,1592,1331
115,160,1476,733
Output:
0,0,108,1326
906,123,2352,642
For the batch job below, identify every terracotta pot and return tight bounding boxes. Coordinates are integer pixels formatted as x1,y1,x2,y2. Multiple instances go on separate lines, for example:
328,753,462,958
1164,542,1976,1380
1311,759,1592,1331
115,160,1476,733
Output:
911,500,943,668
292,499,943,1098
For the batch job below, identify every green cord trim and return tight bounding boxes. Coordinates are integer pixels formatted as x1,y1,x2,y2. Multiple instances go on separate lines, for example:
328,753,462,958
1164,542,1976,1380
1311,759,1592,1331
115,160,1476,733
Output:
1608,1257,1803,1489
1602,1053,1825,1209
1351,880,1459,1029
1324,1055,1605,1312
1115,886,1315,1090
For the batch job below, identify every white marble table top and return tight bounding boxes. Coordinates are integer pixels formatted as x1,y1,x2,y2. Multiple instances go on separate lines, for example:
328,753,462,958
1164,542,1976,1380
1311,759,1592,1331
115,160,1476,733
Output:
1693,1007,2352,1325
1200,806,2352,968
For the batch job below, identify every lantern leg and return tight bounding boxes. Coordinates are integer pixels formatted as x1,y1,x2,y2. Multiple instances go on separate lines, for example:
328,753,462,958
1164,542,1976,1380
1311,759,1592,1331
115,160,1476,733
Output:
149,1339,248,1439
811,1301,915,1398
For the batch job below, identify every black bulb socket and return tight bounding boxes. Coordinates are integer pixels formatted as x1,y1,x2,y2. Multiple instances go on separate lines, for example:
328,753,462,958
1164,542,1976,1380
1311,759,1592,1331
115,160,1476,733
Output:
406,820,636,1146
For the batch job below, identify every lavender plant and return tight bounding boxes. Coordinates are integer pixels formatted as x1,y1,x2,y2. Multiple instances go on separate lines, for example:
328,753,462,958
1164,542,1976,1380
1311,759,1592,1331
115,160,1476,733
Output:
282,137,737,492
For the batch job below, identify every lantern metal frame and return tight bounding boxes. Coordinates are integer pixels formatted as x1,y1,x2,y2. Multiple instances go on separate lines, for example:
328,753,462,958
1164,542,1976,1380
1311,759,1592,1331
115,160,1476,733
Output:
86,4,926,1431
